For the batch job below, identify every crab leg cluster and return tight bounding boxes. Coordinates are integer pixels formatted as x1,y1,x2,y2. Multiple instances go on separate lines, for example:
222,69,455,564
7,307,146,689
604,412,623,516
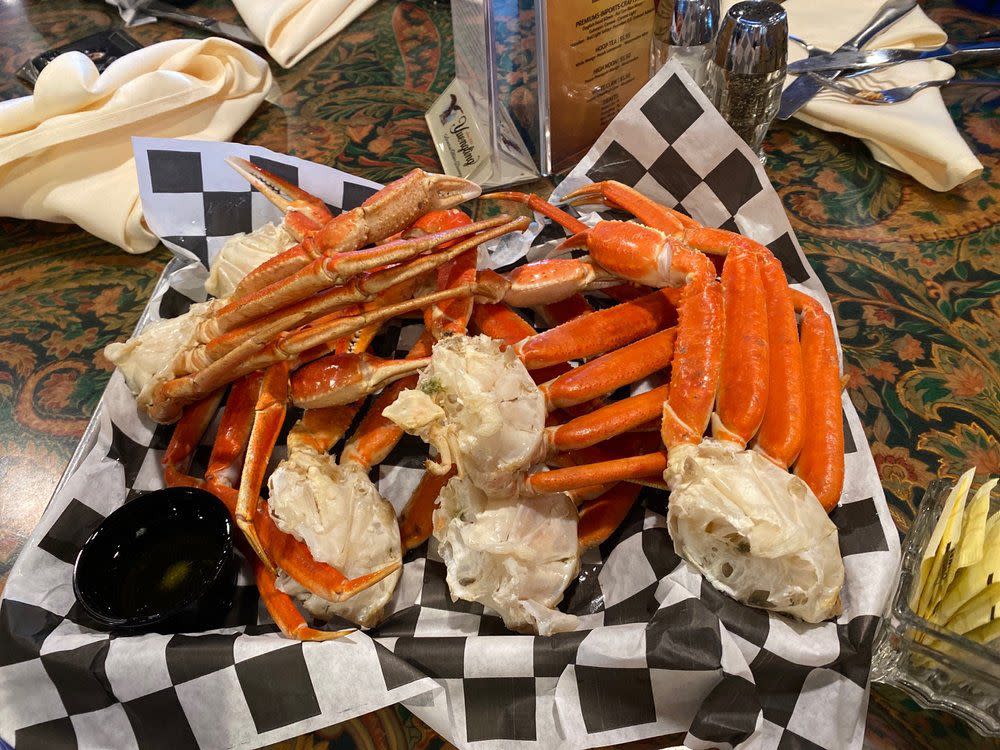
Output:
373,182,845,624
373,294,675,564
106,158,529,422
226,158,484,296
480,184,844,512
288,281,655,608
163,333,397,638
131,167,529,638
131,164,849,635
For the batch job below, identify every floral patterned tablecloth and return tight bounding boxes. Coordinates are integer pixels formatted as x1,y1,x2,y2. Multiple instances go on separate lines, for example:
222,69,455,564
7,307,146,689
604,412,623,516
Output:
0,0,996,748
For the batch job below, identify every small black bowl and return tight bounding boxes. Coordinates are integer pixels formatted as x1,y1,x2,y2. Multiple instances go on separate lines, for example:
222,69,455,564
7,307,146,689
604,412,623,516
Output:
73,487,238,634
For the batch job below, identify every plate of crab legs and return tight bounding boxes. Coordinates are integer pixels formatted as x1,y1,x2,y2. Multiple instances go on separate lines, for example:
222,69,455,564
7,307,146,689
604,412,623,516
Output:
106,152,846,640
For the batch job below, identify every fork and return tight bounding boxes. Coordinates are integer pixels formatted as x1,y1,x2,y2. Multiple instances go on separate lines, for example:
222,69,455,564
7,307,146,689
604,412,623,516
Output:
809,74,1000,104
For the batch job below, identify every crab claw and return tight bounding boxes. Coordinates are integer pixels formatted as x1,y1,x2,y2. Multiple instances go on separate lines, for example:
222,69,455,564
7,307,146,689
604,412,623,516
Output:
226,156,334,238
422,173,483,210
346,170,481,245
228,165,484,298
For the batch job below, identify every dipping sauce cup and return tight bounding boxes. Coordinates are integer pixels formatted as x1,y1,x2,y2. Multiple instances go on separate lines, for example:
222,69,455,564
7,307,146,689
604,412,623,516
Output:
73,487,238,633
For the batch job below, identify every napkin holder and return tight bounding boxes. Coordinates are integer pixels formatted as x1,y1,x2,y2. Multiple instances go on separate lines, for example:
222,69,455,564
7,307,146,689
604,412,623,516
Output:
427,0,655,187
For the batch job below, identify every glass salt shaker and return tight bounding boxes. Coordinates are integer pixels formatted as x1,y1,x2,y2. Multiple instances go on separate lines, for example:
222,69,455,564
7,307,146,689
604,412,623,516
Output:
706,1,788,158
669,0,720,89
651,0,720,89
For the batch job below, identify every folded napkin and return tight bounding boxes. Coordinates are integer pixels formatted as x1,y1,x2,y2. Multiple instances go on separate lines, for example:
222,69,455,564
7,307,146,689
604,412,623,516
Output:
0,38,271,253
723,0,983,191
232,0,378,68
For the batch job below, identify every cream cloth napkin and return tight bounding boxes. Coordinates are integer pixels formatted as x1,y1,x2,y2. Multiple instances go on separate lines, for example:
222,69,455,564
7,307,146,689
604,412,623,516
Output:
0,38,272,253
724,0,983,191
233,0,378,69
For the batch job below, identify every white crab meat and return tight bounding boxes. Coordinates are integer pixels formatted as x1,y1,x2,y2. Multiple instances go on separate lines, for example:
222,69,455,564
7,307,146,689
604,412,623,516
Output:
665,439,844,623
103,299,221,411
268,450,402,628
382,334,546,497
204,222,297,298
434,475,579,635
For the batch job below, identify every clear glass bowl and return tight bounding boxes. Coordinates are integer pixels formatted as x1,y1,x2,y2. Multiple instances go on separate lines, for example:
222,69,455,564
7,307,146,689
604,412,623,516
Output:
871,479,1000,737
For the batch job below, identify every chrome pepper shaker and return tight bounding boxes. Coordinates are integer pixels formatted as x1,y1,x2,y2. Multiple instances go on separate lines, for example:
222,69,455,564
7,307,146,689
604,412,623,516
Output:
651,0,720,89
706,1,788,157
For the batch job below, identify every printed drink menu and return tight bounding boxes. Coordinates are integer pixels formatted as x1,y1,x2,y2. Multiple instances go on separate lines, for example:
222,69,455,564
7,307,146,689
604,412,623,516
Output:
543,0,655,173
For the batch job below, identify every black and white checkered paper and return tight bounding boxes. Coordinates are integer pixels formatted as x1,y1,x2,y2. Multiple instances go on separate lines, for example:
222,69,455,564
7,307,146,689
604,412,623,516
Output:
0,62,900,750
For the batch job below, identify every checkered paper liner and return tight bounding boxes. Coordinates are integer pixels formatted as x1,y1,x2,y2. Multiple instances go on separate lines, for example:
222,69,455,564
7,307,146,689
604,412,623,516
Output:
0,62,900,750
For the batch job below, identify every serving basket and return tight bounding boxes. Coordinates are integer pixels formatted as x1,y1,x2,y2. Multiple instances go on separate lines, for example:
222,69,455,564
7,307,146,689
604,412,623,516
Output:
0,62,900,750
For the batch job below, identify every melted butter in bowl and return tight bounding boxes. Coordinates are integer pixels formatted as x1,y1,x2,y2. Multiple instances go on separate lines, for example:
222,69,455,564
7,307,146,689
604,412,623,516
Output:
73,487,237,633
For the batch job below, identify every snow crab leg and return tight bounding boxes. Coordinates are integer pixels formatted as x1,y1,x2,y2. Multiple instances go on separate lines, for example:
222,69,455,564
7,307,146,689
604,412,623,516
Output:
205,215,515,338
486,287,679,370
161,389,224,489
226,159,482,297
149,269,512,422
254,562,354,642
539,327,676,410
577,482,643,550
563,180,805,466
791,291,844,512
488,185,842,509
560,432,663,550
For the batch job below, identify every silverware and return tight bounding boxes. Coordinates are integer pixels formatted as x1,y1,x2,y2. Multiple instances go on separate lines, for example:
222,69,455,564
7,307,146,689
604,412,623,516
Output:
789,41,1000,74
777,0,917,120
788,36,883,79
135,0,261,47
810,74,1000,104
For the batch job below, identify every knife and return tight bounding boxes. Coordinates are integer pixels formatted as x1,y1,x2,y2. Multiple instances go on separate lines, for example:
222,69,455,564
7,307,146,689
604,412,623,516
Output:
135,0,262,48
788,41,1000,73
777,0,917,120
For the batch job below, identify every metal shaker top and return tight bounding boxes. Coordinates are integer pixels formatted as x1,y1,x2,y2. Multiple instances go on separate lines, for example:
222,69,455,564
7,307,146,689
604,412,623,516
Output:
713,1,788,75
670,0,720,47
